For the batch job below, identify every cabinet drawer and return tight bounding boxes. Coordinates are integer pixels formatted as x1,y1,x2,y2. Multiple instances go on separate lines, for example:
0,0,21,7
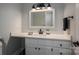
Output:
25,38,71,49
58,48,72,55
38,47,52,55
38,39,71,49
58,41,71,49
25,38,39,47
49,48,72,55
25,46,72,55
25,46,60,55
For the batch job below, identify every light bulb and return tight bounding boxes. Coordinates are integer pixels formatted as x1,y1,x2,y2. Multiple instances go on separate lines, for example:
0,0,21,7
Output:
47,7,52,10
36,7,40,10
32,8,36,11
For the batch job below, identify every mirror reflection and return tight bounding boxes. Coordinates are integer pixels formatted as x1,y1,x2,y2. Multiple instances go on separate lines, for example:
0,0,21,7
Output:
31,12,45,26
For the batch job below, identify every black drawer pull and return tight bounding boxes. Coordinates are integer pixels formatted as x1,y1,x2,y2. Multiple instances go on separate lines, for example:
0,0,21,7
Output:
38,48,40,50
51,48,53,52
60,52,63,55
35,48,37,50
60,44,62,47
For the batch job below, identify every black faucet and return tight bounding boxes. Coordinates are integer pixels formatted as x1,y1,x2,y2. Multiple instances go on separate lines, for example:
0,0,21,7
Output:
39,29,43,34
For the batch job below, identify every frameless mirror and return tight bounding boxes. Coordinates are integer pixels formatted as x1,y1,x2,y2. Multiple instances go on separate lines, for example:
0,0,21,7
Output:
29,9,55,28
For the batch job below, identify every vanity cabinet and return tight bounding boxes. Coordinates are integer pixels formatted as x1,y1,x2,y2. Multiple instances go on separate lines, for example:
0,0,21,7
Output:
25,38,72,55
0,43,2,55
0,48,2,55
0,39,2,55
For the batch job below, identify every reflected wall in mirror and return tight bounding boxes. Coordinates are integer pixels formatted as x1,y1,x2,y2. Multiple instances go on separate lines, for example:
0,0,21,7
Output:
29,9,55,28
31,12,45,26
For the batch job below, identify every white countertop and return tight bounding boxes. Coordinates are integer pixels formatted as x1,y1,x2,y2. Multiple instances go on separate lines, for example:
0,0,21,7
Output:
11,33,71,41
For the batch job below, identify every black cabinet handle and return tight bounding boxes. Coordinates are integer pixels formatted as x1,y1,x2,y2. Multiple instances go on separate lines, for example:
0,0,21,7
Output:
35,48,37,50
51,48,53,52
60,44,62,47
38,48,40,50
60,52,63,55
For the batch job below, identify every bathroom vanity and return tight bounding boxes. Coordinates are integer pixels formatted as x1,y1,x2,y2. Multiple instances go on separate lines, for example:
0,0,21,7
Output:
8,7,73,55
11,33,72,55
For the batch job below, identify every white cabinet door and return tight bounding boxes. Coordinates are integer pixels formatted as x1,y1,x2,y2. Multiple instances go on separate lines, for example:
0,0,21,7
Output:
25,38,39,55
26,47,39,55
0,48,2,55
33,47,39,55
26,47,33,55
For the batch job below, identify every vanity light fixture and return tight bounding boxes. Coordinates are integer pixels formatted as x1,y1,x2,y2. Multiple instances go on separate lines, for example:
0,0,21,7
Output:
32,4,36,10
41,3,45,9
36,4,41,10
32,3,52,11
47,3,52,10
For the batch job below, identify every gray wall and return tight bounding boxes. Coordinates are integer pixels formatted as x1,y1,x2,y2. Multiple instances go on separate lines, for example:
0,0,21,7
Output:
64,4,76,41
75,4,79,41
22,3,65,34
0,4,23,44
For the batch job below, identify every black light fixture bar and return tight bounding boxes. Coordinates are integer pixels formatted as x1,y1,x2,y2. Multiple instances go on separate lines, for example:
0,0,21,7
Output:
47,3,51,7
32,3,51,9
32,4,35,9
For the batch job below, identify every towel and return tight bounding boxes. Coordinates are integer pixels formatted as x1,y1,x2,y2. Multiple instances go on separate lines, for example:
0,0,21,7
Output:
63,17,70,31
